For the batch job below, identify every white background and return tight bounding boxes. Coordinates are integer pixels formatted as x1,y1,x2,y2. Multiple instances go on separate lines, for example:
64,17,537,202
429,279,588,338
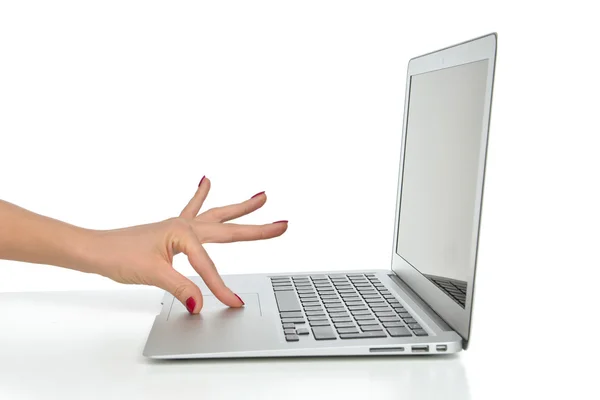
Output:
1,1,599,399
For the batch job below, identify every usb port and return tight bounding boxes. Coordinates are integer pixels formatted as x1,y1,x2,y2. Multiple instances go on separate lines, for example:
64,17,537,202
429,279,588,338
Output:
411,345,429,353
436,345,447,352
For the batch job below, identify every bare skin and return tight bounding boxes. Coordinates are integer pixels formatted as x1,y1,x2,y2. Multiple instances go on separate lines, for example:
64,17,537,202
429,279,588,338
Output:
0,177,287,313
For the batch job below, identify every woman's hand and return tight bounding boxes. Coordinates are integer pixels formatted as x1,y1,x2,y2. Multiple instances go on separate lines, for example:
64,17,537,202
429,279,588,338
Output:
84,177,288,313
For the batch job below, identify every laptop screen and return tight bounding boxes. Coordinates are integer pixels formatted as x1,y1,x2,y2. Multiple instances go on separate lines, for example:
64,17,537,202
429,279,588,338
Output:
396,59,489,309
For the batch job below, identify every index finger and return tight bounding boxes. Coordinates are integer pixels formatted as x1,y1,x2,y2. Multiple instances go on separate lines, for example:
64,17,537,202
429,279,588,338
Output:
176,226,244,308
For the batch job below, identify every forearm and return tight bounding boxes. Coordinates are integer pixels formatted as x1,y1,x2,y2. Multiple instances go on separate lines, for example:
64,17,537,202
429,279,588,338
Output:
0,200,97,273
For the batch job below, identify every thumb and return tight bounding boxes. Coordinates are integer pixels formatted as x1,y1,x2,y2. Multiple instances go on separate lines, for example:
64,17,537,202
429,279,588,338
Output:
153,267,204,314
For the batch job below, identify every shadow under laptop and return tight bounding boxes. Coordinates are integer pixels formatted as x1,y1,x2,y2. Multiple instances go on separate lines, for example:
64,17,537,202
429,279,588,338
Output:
141,354,471,400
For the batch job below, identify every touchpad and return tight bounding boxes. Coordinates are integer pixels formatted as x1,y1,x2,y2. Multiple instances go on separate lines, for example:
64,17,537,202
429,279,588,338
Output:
167,293,261,321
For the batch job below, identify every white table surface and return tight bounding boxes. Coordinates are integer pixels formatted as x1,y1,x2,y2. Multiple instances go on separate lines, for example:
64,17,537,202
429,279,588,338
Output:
0,289,594,400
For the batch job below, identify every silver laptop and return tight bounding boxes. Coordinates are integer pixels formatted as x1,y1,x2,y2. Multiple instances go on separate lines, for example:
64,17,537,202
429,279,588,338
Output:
144,33,497,359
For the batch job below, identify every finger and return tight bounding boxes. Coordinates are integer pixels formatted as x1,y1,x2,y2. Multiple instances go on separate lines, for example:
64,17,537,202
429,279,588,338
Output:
197,191,267,223
196,220,288,243
180,176,211,219
176,227,244,308
151,266,204,314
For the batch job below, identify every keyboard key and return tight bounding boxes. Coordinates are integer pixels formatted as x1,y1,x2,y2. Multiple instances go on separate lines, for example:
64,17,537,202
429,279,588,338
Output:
379,317,401,322
337,289,356,293
350,310,371,316
375,312,397,318
308,315,328,321
322,298,342,304
348,306,368,311
310,320,331,327
305,311,326,316
297,328,310,335
317,290,336,296
379,290,391,295
408,323,422,330
334,322,355,328
272,281,292,286
345,301,365,307
329,311,349,317
303,301,321,307
398,312,411,318
357,288,376,294
295,283,313,288
281,317,305,324
273,287,294,291
354,314,375,321
403,318,417,324
383,321,405,328
275,291,301,312
388,301,402,307
285,334,299,342
331,317,352,323
365,273,376,277
300,297,319,303
280,311,303,318
371,306,392,312
321,295,339,300
387,327,412,337
282,323,295,329
298,291,316,295
283,328,297,335
325,307,345,313
362,294,381,299
312,326,337,340
361,325,383,331
339,331,386,339
337,327,360,334
413,329,428,336
356,319,379,326
304,306,324,312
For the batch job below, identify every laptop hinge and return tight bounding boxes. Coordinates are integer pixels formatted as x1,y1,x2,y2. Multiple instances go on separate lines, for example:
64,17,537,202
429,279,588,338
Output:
388,274,467,347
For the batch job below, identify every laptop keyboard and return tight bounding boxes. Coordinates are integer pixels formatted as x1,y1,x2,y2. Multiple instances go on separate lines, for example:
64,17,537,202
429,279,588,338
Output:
270,274,428,342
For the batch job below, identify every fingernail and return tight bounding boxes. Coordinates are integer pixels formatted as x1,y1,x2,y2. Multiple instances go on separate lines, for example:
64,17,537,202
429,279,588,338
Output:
235,294,245,306
272,220,288,224
198,176,206,187
186,297,196,313
251,191,265,199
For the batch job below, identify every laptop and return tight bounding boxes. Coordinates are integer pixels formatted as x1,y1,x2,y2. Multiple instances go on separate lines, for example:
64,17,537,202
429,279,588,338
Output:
143,33,497,358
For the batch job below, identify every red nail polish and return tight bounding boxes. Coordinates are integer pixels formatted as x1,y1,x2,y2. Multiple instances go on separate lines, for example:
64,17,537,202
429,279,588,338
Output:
235,294,245,306
272,220,288,224
186,297,196,313
198,176,206,187
251,191,265,199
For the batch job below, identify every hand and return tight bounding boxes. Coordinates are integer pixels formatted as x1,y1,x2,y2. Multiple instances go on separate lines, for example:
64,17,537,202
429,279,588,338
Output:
90,177,287,313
